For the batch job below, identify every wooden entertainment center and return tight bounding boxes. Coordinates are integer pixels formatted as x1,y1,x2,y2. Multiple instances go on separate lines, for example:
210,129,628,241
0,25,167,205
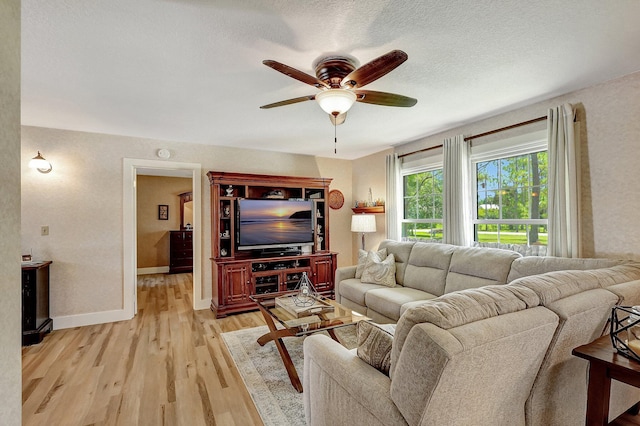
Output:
207,172,337,318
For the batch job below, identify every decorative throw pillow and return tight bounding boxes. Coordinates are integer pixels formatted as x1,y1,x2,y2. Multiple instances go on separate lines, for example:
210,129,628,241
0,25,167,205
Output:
356,321,395,376
361,252,396,287
355,248,387,279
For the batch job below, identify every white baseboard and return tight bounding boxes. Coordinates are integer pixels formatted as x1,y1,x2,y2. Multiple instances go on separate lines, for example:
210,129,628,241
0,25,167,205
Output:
52,288,209,330
137,266,170,275
52,309,133,330
52,302,209,329
194,297,211,311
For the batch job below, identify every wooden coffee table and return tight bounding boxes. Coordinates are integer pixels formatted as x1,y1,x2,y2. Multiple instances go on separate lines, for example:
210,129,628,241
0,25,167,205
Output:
250,291,369,392
573,334,640,425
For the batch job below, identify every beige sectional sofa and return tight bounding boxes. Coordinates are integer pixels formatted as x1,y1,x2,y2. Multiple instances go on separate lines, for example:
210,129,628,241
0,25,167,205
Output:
335,239,618,323
304,240,640,426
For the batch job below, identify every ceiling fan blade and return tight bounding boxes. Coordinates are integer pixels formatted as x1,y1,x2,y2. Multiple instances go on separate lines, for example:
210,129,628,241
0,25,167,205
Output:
260,95,316,109
341,50,408,89
263,60,329,89
329,112,347,125
355,90,417,107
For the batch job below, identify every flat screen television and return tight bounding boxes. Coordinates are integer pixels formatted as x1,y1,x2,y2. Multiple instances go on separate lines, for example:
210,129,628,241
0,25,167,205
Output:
237,199,314,250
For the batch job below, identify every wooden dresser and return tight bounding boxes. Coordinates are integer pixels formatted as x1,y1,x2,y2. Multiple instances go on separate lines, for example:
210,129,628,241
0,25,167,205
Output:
169,230,193,274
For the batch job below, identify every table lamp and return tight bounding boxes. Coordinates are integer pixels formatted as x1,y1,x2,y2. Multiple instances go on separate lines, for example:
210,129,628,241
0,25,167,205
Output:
351,214,377,250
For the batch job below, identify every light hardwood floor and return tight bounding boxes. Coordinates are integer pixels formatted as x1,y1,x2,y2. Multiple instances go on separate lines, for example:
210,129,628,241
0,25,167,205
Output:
23,273,640,425
22,273,266,426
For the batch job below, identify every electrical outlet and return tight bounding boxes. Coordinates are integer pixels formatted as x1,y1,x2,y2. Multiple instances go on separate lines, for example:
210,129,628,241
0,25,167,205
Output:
41,226,49,236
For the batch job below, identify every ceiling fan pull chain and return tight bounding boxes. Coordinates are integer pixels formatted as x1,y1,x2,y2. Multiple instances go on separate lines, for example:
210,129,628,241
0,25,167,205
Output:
334,114,338,154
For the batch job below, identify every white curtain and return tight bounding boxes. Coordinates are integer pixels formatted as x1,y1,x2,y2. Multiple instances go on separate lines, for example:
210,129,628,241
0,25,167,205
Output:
385,153,401,240
443,135,472,246
547,103,580,257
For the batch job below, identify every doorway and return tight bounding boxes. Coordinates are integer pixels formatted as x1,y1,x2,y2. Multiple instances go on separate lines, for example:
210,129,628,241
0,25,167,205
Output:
123,158,203,317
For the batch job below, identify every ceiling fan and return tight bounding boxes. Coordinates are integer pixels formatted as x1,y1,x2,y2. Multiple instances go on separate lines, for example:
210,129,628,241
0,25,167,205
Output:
260,50,417,125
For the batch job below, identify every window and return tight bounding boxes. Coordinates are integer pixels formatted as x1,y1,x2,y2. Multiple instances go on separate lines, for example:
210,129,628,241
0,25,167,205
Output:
396,130,546,249
473,150,548,246
401,168,443,241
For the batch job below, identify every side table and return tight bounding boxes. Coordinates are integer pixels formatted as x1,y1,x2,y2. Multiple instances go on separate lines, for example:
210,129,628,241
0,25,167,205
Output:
572,334,640,425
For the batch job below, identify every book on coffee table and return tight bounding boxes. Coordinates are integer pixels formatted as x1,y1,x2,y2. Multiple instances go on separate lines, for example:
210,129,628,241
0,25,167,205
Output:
283,315,322,328
275,295,334,318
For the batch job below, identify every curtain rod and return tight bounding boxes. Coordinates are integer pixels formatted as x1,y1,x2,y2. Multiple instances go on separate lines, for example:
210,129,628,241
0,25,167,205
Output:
398,115,547,159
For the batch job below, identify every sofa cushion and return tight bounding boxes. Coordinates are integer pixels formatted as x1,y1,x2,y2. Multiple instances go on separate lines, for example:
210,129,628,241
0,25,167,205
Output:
597,263,640,286
356,321,396,376
379,240,415,285
365,287,437,322
509,270,602,305
400,285,540,331
605,279,640,306
507,256,622,282
403,242,455,296
509,263,640,306
361,253,397,287
338,278,387,306
355,248,387,279
444,246,521,294
400,299,437,317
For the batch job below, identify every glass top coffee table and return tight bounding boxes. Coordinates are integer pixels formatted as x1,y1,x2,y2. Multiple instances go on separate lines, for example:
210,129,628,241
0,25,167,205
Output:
250,290,369,392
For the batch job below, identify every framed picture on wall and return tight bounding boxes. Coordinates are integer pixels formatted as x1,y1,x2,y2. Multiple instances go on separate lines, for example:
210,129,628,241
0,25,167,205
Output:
158,204,169,220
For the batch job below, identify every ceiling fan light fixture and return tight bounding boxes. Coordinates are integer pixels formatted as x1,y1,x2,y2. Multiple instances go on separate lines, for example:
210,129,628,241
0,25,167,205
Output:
315,89,356,115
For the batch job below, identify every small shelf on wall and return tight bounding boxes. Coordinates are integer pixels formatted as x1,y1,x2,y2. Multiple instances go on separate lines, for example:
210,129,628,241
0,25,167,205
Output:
352,206,385,214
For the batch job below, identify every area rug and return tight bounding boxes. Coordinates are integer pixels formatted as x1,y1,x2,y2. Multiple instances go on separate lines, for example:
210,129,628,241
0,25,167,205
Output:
221,325,357,426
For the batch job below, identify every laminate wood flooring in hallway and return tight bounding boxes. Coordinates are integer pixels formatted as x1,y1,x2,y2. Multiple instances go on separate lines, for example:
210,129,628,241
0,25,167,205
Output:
22,273,266,426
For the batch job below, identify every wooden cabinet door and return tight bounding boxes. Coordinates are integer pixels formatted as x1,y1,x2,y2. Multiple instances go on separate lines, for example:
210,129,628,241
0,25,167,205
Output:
22,270,36,330
223,263,250,304
311,257,333,292
282,268,312,292
253,272,280,295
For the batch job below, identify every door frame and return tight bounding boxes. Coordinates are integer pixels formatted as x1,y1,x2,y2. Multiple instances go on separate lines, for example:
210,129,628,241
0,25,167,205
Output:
123,158,203,316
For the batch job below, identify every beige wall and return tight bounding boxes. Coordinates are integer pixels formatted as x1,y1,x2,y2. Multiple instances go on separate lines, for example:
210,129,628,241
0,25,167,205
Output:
351,149,391,260
0,0,21,423
20,126,354,320
315,156,353,266
136,176,191,268
392,71,640,260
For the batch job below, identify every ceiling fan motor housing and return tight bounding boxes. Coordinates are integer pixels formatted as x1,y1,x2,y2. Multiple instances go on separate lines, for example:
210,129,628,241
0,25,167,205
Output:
314,56,357,88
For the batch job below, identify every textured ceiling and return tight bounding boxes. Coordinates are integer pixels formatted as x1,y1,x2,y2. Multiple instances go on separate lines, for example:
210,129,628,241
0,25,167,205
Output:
21,0,640,159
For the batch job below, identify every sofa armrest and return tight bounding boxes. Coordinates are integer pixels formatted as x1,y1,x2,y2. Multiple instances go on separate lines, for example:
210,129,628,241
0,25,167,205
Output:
335,265,357,303
303,334,407,426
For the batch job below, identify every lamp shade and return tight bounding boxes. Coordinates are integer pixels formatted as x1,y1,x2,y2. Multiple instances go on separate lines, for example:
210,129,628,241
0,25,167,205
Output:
316,89,357,115
351,214,376,233
28,151,52,173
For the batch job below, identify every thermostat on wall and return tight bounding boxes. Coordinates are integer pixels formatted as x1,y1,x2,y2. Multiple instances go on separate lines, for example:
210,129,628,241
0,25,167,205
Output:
157,149,171,159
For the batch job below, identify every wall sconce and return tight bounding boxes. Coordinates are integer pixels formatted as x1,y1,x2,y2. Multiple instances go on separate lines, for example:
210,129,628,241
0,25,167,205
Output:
351,214,377,250
29,151,52,174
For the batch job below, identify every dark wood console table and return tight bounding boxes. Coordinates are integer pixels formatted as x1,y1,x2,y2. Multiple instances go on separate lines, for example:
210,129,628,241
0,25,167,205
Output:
22,261,53,345
572,334,640,425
